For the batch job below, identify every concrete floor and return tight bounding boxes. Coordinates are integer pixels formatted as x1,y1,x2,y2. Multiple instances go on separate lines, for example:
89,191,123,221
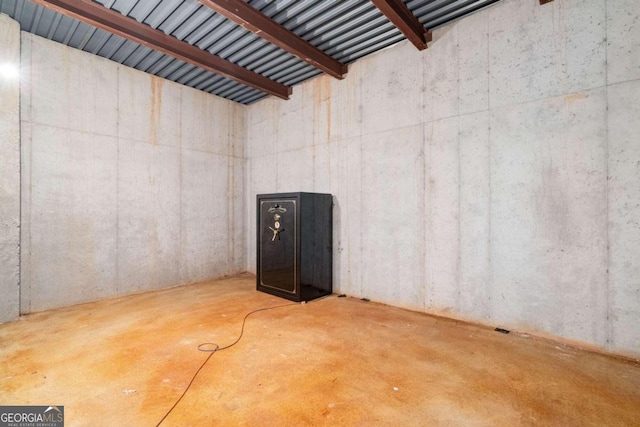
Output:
1,275,639,426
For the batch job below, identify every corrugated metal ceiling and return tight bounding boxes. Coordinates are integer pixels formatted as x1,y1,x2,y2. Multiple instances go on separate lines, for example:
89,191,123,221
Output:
0,0,502,104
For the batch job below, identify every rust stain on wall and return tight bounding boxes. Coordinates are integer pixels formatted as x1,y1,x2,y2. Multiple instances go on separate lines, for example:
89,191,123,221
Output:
150,76,164,146
324,78,332,144
563,92,588,104
311,77,332,145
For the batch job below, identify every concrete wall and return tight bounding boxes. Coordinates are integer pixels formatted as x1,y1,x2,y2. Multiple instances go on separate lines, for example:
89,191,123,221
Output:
245,0,640,356
19,33,245,313
0,14,20,323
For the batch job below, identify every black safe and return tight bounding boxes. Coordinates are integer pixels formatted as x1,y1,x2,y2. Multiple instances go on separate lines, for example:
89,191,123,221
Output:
257,192,333,302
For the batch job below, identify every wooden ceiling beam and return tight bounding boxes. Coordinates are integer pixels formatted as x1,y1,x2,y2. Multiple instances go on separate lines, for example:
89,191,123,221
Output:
199,0,348,79
370,0,432,51
31,0,292,99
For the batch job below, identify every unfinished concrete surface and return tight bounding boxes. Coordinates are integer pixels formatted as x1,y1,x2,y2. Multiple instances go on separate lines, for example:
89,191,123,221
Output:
0,0,637,402
1,275,639,426
0,13,20,324
244,0,640,357
19,32,246,314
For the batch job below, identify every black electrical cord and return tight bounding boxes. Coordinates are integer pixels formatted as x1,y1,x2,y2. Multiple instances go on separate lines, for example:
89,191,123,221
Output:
155,302,297,426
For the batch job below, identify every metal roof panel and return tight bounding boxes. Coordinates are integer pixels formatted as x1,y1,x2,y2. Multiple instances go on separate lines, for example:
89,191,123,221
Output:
0,0,504,104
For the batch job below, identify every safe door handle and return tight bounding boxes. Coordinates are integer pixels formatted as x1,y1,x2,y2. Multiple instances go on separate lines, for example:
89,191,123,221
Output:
269,226,285,241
